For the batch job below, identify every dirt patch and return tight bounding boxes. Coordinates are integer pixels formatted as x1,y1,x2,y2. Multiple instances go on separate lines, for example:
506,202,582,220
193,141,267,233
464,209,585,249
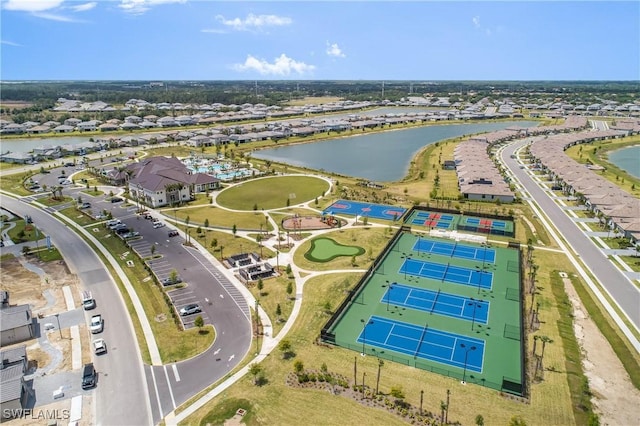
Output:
0,256,79,315
562,276,640,425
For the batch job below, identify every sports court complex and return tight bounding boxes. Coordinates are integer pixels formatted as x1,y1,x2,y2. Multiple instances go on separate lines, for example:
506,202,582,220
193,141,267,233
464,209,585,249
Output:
321,207,524,396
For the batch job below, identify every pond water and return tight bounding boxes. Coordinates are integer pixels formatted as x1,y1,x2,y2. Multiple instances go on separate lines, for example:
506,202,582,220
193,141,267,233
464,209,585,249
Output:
253,121,536,182
607,145,640,178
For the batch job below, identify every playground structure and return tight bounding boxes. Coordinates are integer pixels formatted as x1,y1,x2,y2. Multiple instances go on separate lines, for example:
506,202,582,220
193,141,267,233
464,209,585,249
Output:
282,213,344,231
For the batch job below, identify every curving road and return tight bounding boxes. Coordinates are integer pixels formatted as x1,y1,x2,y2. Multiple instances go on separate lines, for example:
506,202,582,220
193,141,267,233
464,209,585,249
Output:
0,193,152,426
500,140,640,335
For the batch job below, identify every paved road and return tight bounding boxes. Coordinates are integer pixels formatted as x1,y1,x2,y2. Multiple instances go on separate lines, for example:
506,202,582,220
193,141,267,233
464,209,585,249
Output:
501,141,640,331
0,194,152,426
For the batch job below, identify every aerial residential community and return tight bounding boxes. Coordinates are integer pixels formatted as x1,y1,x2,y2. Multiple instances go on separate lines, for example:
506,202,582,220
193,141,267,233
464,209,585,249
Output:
1,1,639,426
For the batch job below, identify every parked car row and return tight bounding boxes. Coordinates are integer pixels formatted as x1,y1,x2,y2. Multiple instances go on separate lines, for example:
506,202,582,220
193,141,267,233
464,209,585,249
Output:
83,293,107,390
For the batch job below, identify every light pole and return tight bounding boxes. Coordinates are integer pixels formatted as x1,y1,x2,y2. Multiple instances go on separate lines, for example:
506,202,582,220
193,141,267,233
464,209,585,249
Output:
383,281,393,311
460,343,476,384
360,318,373,356
468,299,482,331
55,313,62,338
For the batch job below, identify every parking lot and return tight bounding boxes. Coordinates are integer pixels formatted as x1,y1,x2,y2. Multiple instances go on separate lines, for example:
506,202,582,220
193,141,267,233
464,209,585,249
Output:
167,287,210,329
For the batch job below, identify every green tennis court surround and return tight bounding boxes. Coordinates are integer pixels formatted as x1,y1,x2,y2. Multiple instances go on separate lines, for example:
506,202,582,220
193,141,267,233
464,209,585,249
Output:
321,228,525,396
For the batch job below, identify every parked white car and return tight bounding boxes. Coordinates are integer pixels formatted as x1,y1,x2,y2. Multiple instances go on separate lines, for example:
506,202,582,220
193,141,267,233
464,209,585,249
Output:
92,338,107,355
90,314,104,334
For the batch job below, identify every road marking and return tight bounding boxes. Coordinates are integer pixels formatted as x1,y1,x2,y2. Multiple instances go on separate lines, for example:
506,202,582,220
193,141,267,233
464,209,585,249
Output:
228,354,235,362
214,348,221,355
172,364,181,382
149,366,163,420
219,294,224,298
163,365,177,409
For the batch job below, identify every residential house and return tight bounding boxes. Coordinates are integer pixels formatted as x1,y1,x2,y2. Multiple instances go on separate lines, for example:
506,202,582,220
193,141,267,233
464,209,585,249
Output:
0,345,31,422
0,304,34,346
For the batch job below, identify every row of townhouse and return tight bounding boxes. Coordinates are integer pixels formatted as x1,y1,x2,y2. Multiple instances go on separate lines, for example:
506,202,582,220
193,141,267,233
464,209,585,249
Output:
528,127,639,243
451,116,592,203
0,140,110,164
454,140,516,203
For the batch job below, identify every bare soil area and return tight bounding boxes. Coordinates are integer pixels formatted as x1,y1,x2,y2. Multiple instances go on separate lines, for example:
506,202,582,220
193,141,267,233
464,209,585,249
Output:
0,255,78,315
562,276,640,425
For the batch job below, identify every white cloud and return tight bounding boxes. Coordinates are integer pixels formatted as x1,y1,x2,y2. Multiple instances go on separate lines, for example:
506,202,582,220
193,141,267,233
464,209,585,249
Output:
3,0,64,12
472,16,481,29
1,39,23,47
326,42,345,58
232,54,315,76
215,13,292,31
119,0,186,15
201,28,227,34
70,2,97,12
32,11,80,22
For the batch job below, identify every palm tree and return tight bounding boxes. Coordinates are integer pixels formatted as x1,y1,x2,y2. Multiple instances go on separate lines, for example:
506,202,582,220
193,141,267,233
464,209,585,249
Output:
532,335,540,357
539,336,553,360
375,358,384,395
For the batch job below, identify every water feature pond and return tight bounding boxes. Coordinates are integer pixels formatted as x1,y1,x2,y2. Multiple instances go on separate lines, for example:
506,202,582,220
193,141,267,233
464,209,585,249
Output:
253,121,536,182
607,145,640,178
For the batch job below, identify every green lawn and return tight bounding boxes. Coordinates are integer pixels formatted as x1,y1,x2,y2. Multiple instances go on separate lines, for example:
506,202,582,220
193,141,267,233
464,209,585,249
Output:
216,176,330,210
167,206,275,232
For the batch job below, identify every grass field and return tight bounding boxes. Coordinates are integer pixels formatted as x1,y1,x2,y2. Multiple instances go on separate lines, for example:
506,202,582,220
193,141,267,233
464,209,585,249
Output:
216,176,330,210
167,206,275,232
304,237,365,262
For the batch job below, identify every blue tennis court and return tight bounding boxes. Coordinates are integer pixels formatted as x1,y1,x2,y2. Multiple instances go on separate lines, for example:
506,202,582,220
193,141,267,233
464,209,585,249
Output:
414,212,454,221
383,283,489,324
360,316,485,372
399,258,493,289
324,200,406,221
413,239,496,263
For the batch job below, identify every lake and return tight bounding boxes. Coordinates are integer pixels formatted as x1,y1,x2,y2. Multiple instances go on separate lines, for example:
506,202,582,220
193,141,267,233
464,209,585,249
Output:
607,145,640,178
253,121,536,182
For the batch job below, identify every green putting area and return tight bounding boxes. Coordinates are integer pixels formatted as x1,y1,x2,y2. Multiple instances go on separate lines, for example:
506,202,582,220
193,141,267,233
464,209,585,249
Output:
305,237,365,262
216,175,329,210
322,230,524,396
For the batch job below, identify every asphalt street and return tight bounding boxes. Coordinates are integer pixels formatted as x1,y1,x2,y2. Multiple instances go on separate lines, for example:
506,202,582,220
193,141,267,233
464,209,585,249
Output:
0,194,152,426
501,141,640,331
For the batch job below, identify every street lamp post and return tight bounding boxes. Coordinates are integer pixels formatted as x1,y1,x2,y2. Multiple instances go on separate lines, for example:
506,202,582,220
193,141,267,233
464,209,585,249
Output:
55,313,62,339
460,343,477,384
360,319,373,356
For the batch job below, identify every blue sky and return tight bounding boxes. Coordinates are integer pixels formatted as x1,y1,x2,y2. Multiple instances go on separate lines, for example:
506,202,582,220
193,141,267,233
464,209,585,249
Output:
1,1,638,81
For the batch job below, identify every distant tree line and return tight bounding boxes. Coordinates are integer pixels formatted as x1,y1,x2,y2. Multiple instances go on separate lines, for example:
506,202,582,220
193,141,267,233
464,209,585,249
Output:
1,80,638,113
